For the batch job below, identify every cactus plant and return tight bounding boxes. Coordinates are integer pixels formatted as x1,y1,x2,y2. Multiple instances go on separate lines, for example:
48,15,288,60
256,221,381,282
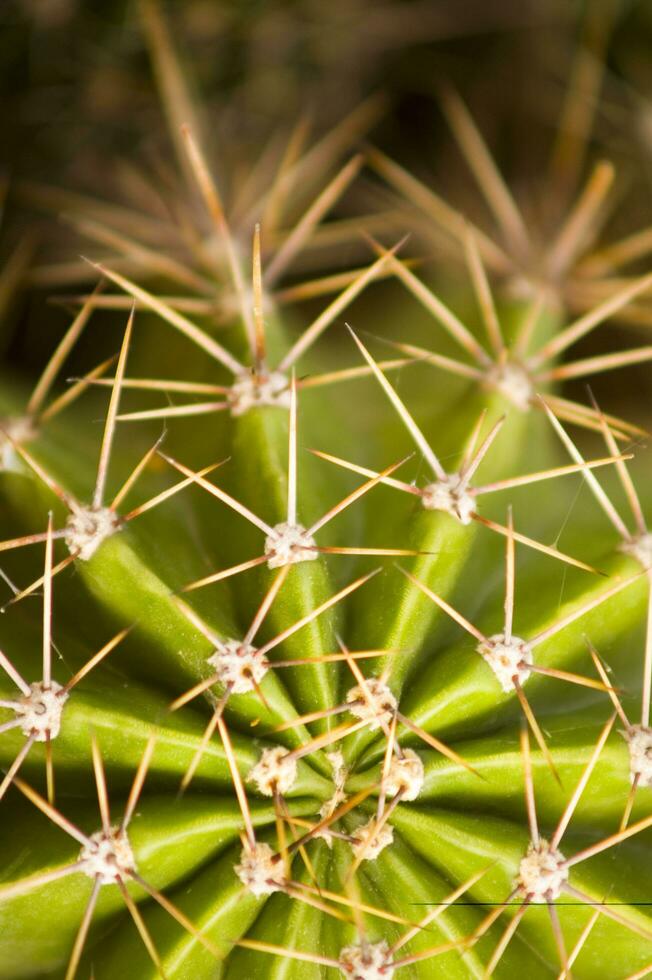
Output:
3,3,652,979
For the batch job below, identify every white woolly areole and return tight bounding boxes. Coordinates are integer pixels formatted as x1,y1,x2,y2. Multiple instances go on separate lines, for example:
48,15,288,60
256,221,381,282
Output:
350,817,393,861
0,416,36,471
317,751,348,846
505,274,541,302
16,680,68,741
346,678,397,731
235,841,285,896
339,940,394,979
385,749,424,801
248,746,297,796
207,640,268,694
624,725,652,787
228,370,291,417
621,532,652,569
64,506,122,561
79,827,135,884
477,633,532,692
486,361,533,412
264,521,318,569
326,750,347,789
421,474,475,525
515,839,567,901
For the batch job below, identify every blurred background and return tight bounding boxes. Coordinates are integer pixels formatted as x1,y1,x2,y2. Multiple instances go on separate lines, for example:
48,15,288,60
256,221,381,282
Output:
1,0,652,427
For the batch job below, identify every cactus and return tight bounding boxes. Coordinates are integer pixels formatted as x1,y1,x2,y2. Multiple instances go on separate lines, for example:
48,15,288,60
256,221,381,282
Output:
3,3,652,979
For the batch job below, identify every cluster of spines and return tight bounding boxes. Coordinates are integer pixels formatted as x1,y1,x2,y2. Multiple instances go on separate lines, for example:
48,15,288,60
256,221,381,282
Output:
2,250,652,975
3,2,652,977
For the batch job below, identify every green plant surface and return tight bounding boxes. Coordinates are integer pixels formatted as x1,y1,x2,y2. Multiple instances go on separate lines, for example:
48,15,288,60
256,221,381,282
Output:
3,3,652,979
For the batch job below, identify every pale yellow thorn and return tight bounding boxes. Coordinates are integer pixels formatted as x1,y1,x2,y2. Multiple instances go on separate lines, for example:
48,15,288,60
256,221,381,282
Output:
93,306,134,509
550,714,615,849
168,673,220,713
3,555,77,612
264,154,363,286
86,377,230,396
234,938,340,969
257,570,380,659
562,882,652,943
520,724,539,846
159,453,274,535
587,643,631,729
368,236,491,365
121,736,157,831
252,223,266,369
261,114,312,232
307,453,412,537
179,693,230,794
464,226,504,355
64,878,101,980
45,735,54,806
347,326,445,479
132,872,222,959
619,774,640,834
528,664,616,693
472,454,633,498
117,401,229,423
27,282,102,418
216,715,255,848
111,436,164,512
272,704,350,733
481,900,530,979
439,83,530,257
88,262,244,375
244,565,290,647
473,512,602,575
245,94,386,232
139,0,205,180
118,879,167,977
67,213,211,293
546,161,614,279
0,737,36,804
366,145,513,273
0,650,30,696
504,508,515,643
181,554,270,594
63,628,131,694
309,448,418,496
513,680,560,785
457,415,504,491
590,396,646,537
389,865,492,954
180,125,257,351
539,398,630,541
541,393,642,441
548,902,569,976
13,777,90,847
580,225,652,278
90,735,111,834
277,243,405,372
40,354,118,424
42,515,53,687
538,345,652,383
530,271,652,368
396,566,486,643
396,710,481,778
557,906,600,980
